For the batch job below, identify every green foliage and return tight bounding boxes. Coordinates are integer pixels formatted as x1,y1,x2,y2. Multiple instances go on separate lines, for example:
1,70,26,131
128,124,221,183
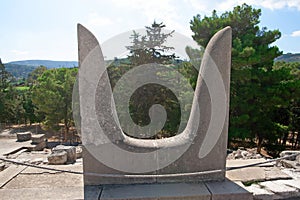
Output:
32,68,78,135
126,21,176,66
189,4,299,152
108,22,199,138
27,65,47,86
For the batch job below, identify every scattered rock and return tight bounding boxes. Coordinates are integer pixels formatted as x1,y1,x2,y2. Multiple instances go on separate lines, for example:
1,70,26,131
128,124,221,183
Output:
280,160,297,169
279,151,300,161
17,132,31,141
31,134,45,144
76,146,82,159
0,163,5,171
227,148,262,160
47,151,67,165
52,145,76,164
296,155,300,166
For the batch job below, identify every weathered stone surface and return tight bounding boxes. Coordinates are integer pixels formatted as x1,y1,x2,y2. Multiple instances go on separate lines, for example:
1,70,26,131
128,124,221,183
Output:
4,172,83,189
27,141,46,151
280,160,297,169
31,134,45,144
227,148,262,160
78,24,232,185
259,181,300,197
276,179,300,190
100,183,211,200
0,187,83,200
226,167,265,182
264,167,292,181
84,185,102,200
0,165,26,188
280,151,300,161
226,158,273,168
76,145,82,159
47,151,67,165
243,184,276,200
205,180,253,200
52,145,76,163
17,132,31,142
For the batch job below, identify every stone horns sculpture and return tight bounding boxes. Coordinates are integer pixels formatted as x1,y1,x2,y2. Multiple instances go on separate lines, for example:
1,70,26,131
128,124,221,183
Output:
77,24,232,185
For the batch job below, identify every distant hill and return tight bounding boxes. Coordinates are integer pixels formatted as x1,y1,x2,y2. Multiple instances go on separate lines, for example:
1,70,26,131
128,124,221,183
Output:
7,60,78,69
275,53,300,63
5,63,37,81
4,60,78,80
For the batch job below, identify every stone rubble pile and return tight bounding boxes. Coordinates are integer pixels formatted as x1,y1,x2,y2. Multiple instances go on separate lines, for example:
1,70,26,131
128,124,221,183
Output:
47,145,82,165
227,147,262,160
276,150,300,168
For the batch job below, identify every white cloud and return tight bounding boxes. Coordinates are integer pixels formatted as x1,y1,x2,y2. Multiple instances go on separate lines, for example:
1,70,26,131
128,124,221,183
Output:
110,0,192,36
185,0,300,14
87,13,114,27
291,30,300,37
10,50,28,55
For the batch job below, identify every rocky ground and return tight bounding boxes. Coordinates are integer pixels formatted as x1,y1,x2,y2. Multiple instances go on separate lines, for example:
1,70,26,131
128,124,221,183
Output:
1,129,300,200
227,147,300,200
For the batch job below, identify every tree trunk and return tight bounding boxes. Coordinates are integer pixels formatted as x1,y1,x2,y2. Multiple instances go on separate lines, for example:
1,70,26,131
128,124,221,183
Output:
257,136,263,154
282,132,288,146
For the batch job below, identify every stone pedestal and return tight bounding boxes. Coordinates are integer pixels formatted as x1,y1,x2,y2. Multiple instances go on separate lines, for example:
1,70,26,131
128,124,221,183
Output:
77,24,252,200
31,134,45,144
84,180,253,200
17,132,31,141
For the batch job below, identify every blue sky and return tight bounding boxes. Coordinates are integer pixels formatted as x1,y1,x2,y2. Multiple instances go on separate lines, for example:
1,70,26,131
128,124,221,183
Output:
1,0,299,63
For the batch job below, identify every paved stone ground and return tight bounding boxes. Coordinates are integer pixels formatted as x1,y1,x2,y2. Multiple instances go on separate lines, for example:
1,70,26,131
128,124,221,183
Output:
1,133,300,200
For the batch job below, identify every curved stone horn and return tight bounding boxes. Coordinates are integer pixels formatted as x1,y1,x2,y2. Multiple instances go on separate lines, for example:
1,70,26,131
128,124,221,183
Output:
77,25,232,185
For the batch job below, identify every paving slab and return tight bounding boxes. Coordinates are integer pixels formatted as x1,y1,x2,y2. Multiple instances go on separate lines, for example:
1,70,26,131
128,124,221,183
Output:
226,159,273,168
226,167,265,182
20,160,83,174
282,169,300,179
4,172,83,189
242,184,276,200
259,181,300,198
264,167,292,181
0,165,27,188
0,186,84,200
100,183,211,200
85,185,102,200
0,138,31,155
275,179,300,190
205,179,253,200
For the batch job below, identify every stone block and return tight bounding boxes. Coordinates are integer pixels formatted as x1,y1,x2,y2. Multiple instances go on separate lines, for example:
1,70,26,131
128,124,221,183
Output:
264,167,292,181
259,181,299,197
100,183,211,200
226,167,265,182
205,180,253,200
17,132,31,141
47,151,67,165
280,151,300,161
31,134,45,144
76,145,82,159
52,145,76,163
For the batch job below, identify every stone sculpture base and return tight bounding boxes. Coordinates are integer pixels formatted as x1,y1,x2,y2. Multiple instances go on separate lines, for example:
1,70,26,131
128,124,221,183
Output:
84,179,253,200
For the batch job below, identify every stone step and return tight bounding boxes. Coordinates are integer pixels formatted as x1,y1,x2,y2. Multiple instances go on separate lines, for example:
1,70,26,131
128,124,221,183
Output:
0,165,27,188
